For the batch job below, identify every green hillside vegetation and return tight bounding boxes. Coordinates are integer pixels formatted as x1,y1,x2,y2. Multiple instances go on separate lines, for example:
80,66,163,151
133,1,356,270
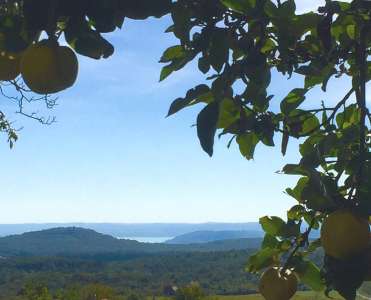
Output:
0,223,263,237
166,231,263,244
6,282,350,300
0,226,367,300
0,227,330,299
207,292,344,299
0,227,262,256
0,227,139,256
0,250,258,299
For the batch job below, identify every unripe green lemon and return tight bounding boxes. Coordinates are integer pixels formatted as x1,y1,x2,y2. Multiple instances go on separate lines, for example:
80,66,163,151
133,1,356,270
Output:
259,267,298,300
321,209,370,259
20,40,78,94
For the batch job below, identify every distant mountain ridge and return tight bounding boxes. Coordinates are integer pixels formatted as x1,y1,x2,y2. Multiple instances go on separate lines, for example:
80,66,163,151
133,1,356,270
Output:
166,230,264,244
0,227,262,257
0,222,262,237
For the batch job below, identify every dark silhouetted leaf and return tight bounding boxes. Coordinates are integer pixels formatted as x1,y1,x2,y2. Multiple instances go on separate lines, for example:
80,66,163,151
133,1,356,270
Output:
65,18,114,59
167,85,211,117
197,102,220,156
281,131,289,156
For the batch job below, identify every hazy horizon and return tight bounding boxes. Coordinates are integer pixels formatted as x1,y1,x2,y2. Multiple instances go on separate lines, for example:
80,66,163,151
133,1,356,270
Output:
0,222,265,239
0,221,260,225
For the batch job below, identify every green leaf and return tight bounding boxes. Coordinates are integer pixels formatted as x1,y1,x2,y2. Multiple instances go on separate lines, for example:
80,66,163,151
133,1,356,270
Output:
264,1,278,17
282,164,310,176
120,0,171,20
261,234,279,249
260,38,276,54
286,177,309,203
259,216,286,236
281,131,289,156
302,63,336,91
160,45,186,63
236,132,259,160
218,98,240,129
65,18,114,59
280,220,301,238
285,110,320,137
160,64,175,81
295,260,325,291
167,98,192,117
197,102,220,156
287,205,306,220
317,15,332,51
209,29,229,73
260,215,300,239
160,52,195,81
336,104,360,129
301,178,336,211
280,88,308,115
198,56,210,74
247,247,280,273
171,2,191,42
301,114,320,135
346,24,356,39
86,1,124,33
167,85,211,117
257,116,275,146
280,0,296,16
220,0,255,14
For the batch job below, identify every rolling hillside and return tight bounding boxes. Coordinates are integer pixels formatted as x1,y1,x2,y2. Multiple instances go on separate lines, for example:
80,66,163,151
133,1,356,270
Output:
0,223,263,237
0,227,262,256
166,230,263,244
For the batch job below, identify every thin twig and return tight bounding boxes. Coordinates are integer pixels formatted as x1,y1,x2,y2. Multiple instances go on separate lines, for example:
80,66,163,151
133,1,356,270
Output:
298,88,354,137
0,80,57,125
281,216,316,273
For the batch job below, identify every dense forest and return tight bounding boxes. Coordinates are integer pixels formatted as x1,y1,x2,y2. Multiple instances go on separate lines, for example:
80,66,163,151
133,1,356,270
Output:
0,228,263,299
0,250,257,299
0,228,326,300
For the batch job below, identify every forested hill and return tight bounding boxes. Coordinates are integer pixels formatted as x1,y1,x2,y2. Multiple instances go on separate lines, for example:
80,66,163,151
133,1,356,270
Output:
0,227,139,256
166,230,263,244
0,227,262,256
0,223,262,237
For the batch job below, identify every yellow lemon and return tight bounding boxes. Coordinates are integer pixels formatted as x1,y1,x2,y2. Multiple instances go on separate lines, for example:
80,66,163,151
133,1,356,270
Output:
259,267,298,300
0,52,20,81
321,209,370,259
20,40,78,94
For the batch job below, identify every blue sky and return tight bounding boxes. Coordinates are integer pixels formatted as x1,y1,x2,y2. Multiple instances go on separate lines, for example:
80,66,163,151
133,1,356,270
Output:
0,0,363,224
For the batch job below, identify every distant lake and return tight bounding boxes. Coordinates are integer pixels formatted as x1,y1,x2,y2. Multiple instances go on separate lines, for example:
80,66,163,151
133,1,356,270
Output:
117,236,173,243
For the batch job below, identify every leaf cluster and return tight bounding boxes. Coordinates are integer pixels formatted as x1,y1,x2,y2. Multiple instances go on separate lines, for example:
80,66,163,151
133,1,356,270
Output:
160,0,371,296
0,0,172,59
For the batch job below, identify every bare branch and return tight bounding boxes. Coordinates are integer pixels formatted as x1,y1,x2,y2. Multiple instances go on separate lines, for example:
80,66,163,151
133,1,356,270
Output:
0,79,57,125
